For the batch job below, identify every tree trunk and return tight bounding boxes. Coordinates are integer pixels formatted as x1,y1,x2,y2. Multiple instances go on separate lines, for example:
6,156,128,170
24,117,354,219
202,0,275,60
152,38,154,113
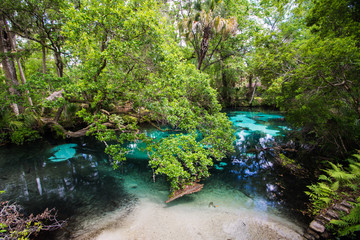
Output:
54,50,63,77
42,43,47,74
249,77,258,106
0,15,21,115
221,60,229,107
246,74,253,102
54,105,64,122
9,33,33,106
197,26,211,70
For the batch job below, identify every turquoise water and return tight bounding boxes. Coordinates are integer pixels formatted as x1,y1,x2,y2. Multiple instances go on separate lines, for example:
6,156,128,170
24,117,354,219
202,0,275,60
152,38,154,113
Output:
49,143,78,162
0,110,308,238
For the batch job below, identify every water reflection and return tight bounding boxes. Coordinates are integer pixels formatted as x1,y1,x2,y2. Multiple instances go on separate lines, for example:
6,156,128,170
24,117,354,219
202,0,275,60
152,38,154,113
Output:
0,140,132,220
210,110,307,216
0,110,308,238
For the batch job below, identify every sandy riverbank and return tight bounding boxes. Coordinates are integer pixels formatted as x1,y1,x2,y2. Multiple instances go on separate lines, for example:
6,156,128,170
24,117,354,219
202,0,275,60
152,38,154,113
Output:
72,196,304,240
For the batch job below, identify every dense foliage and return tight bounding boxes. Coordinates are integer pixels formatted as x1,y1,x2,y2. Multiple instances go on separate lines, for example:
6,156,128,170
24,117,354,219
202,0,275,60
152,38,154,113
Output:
0,0,360,237
306,153,360,238
0,0,236,196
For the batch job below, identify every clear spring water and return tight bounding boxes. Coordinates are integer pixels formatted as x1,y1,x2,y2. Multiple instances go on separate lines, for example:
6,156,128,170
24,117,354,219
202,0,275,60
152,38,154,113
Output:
0,110,309,239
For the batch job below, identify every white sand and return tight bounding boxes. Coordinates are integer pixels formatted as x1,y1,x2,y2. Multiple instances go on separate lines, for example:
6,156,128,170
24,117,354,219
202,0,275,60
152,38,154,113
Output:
69,173,305,240
72,197,304,240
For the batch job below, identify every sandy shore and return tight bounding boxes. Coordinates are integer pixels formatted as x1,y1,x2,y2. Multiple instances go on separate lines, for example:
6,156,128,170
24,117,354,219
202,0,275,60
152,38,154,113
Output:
71,196,304,240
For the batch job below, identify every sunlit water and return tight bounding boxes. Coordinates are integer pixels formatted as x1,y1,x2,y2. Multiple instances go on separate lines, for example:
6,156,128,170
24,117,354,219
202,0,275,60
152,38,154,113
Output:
0,110,309,239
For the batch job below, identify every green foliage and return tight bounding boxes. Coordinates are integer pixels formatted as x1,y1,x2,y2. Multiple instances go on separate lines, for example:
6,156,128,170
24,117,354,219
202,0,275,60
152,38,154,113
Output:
149,133,214,192
10,128,40,145
51,124,66,139
306,153,360,237
0,109,41,144
250,0,360,156
331,197,360,238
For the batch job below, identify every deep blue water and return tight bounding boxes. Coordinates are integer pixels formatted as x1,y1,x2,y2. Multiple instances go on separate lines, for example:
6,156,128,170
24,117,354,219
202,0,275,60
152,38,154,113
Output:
0,110,309,238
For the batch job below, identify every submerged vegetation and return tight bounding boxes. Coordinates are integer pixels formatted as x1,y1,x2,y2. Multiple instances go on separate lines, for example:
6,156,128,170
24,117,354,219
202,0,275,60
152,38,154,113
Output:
0,0,360,238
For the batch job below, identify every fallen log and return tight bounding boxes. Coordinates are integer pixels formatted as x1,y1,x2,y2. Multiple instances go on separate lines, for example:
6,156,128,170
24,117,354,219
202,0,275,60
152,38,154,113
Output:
165,183,204,203
41,118,120,138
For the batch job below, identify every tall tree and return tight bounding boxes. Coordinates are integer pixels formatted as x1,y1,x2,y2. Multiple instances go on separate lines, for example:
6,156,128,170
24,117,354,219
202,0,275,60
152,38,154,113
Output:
0,14,21,115
178,0,238,71
0,0,67,77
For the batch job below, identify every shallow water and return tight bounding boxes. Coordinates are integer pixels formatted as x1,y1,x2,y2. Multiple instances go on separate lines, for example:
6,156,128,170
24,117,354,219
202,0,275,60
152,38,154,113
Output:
0,110,308,239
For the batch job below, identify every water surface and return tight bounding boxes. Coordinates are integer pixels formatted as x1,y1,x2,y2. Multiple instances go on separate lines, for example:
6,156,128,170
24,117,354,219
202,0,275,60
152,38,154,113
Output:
0,110,308,239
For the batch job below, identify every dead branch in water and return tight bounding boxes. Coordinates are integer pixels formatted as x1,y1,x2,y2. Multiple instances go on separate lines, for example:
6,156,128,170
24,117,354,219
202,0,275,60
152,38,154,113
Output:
0,201,66,239
165,183,204,203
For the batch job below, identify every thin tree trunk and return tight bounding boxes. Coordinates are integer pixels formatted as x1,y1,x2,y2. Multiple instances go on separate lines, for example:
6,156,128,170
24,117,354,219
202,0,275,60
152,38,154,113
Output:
249,77,258,106
0,15,21,115
221,60,228,106
54,50,63,77
9,33,33,106
246,74,253,102
248,74,253,94
42,43,47,74
54,105,64,122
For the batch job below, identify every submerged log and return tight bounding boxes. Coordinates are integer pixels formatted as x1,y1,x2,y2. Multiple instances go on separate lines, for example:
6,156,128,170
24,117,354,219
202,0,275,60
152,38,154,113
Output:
165,183,204,203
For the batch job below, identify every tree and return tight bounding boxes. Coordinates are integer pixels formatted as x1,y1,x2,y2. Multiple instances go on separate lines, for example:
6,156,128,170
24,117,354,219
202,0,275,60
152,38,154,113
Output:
178,0,238,71
0,14,22,116
249,0,360,156
0,0,68,77
59,0,235,198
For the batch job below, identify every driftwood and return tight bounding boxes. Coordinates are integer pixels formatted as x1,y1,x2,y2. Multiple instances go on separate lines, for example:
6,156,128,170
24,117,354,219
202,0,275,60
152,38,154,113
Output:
165,183,204,203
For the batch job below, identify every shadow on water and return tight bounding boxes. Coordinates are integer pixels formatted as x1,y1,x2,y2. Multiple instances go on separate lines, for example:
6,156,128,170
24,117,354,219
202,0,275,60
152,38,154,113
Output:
0,110,311,239
0,138,136,239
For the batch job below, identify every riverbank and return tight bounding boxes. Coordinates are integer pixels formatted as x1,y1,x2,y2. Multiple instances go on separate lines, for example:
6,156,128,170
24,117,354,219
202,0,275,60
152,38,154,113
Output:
72,197,304,240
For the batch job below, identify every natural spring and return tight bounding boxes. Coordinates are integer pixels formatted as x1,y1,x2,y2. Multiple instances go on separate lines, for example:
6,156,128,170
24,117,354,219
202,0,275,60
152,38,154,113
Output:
0,110,309,239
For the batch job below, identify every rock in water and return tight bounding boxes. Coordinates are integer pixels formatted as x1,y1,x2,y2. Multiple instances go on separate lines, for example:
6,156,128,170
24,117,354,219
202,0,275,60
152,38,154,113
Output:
165,183,204,203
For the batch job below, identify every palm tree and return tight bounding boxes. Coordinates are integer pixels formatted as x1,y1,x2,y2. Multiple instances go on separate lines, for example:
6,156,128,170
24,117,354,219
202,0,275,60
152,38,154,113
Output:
179,4,238,71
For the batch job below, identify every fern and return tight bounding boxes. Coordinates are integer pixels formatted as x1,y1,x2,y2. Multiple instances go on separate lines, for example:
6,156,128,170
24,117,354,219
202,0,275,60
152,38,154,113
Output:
307,154,360,238
330,181,339,191
325,162,355,182
341,202,360,224
64,103,79,121
318,174,331,182
331,199,360,237
306,182,335,213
